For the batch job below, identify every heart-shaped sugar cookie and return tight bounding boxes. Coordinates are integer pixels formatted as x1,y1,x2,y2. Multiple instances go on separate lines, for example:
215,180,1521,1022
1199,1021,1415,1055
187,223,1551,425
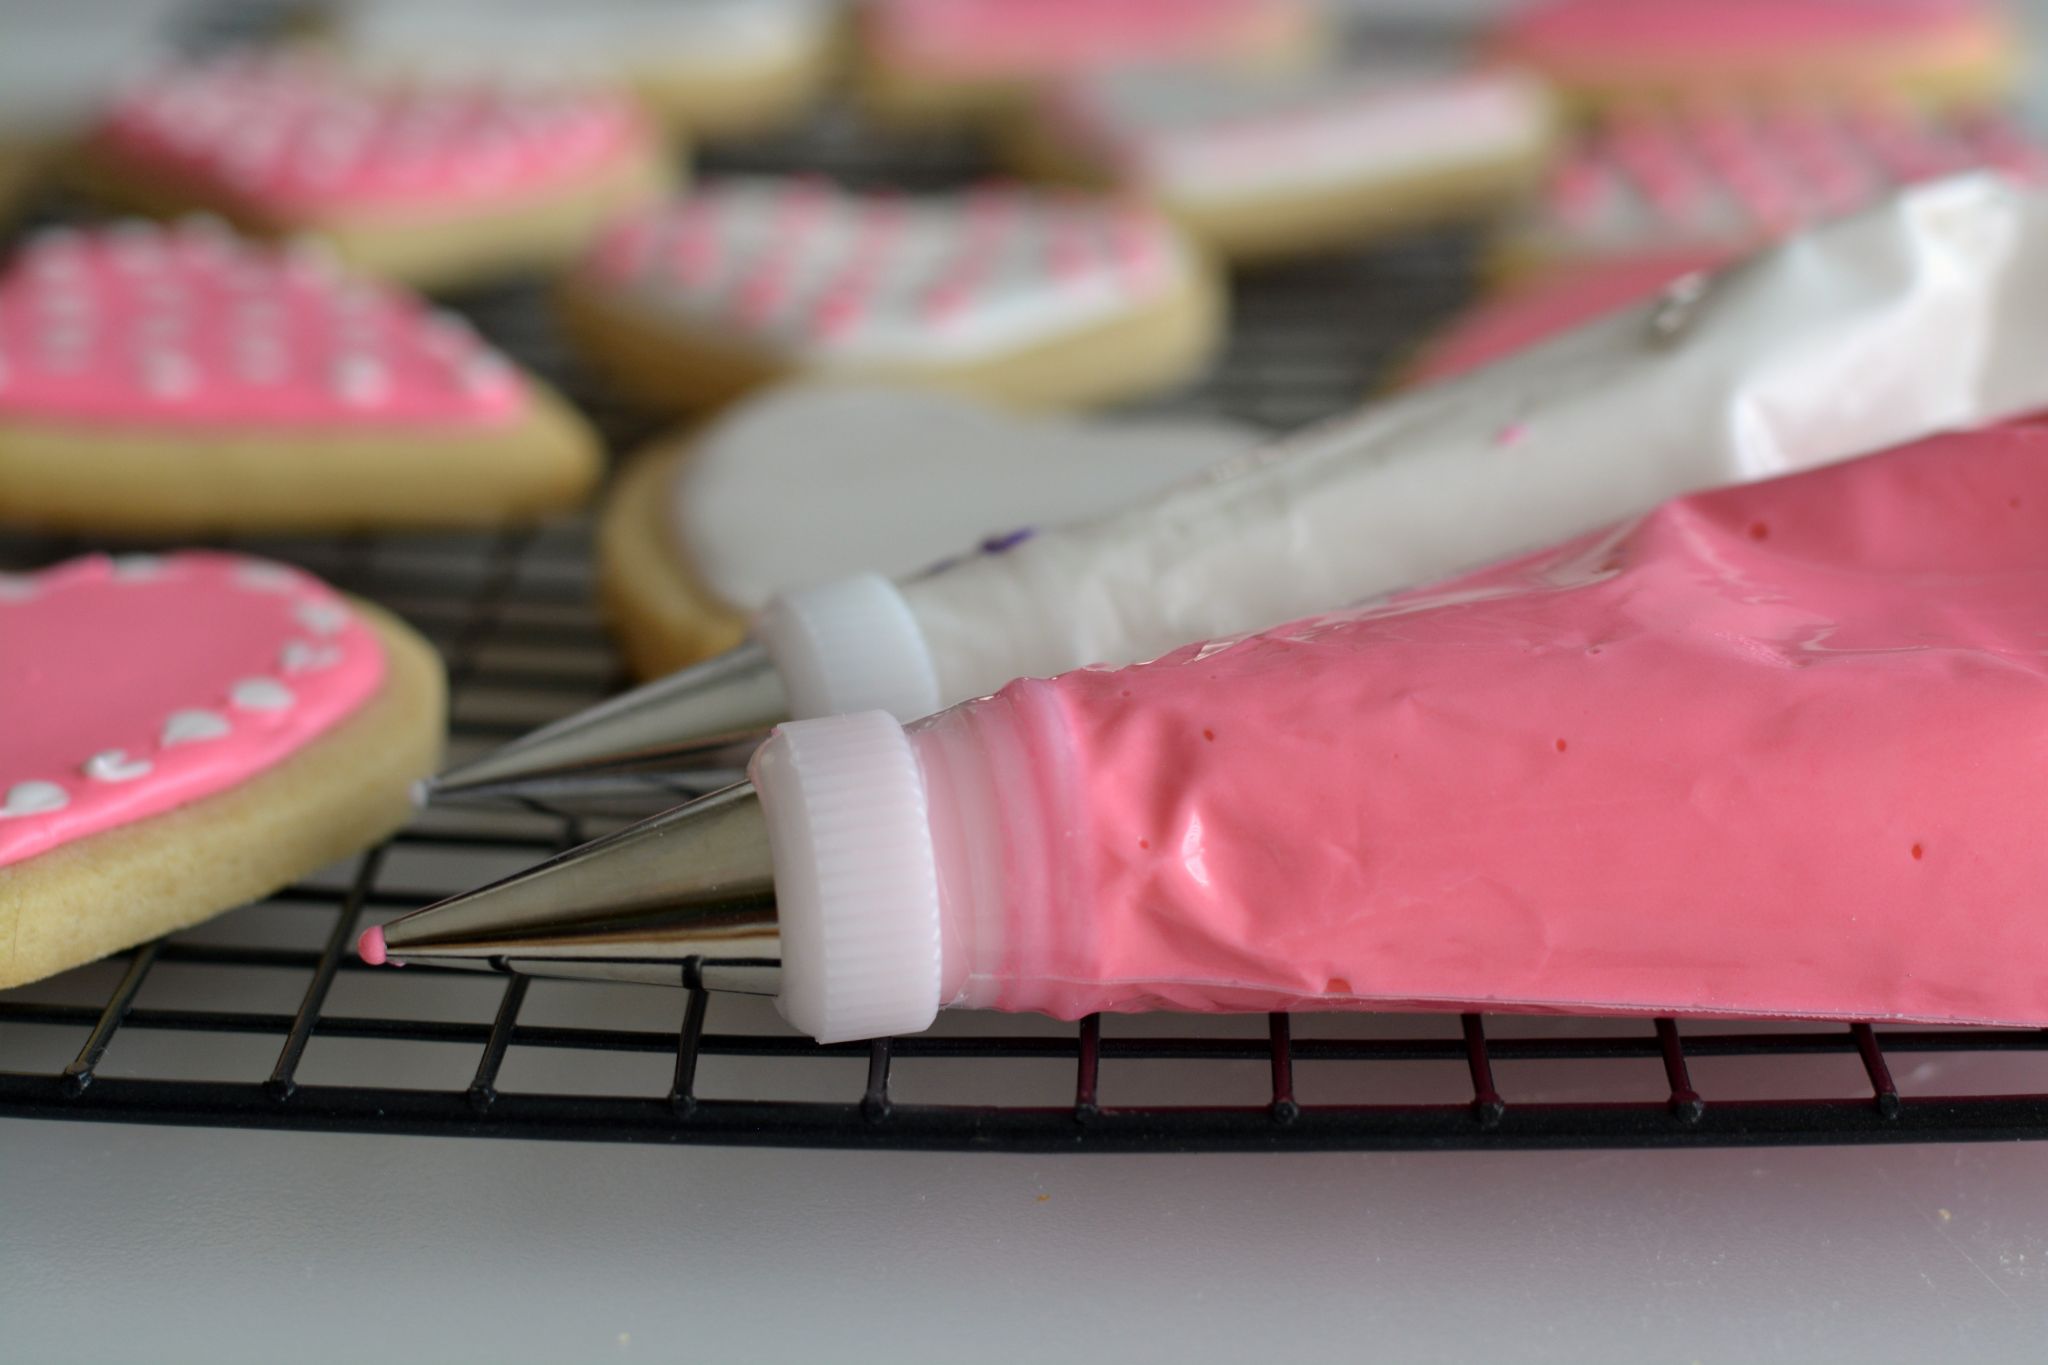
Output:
0,552,386,869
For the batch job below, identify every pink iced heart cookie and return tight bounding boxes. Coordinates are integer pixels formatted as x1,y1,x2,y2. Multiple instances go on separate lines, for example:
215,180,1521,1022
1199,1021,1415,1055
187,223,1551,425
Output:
0,220,600,532
562,178,1221,411
1491,0,2016,108
0,552,444,989
1504,102,2048,272
78,54,674,289
861,0,1321,122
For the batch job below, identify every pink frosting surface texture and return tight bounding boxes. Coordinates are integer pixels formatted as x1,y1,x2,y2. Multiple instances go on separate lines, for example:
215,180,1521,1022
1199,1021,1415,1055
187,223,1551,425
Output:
0,219,527,427
1500,0,1992,60
913,426,2048,1025
94,55,649,217
873,0,1303,76
0,552,387,869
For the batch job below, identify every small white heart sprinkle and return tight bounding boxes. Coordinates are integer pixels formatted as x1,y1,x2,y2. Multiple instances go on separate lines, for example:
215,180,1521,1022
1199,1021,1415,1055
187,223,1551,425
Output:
294,600,350,636
162,709,231,745
233,562,298,592
280,641,343,673
231,678,295,711
1,781,68,818
83,750,152,783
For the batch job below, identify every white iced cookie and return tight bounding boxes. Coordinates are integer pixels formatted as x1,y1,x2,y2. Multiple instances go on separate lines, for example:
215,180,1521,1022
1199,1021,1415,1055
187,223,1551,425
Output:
560,177,1224,414
330,0,838,139
1018,62,1556,261
597,383,1254,675
1500,101,2048,274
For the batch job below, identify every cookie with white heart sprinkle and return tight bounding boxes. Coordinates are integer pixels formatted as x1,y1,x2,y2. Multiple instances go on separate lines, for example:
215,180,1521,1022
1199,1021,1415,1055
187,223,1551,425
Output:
558,177,1223,413
71,53,676,290
0,219,600,533
0,551,444,990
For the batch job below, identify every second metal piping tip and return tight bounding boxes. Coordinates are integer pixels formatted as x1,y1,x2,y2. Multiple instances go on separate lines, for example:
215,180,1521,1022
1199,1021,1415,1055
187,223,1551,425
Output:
429,639,792,798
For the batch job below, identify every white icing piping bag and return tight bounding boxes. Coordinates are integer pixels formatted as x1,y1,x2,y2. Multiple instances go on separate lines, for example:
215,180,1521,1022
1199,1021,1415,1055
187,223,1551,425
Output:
434,172,2048,796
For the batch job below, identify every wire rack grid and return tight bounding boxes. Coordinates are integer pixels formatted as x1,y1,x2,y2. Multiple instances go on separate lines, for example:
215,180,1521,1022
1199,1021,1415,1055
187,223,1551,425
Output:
11,25,2048,1151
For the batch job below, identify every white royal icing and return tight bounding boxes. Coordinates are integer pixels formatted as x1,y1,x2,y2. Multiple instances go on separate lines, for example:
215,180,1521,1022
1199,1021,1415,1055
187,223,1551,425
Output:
83,749,152,783
1,781,69,817
1040,62,1554,203
161,709,232,745
665,384,1254,613
590,178,1196,366
229,678,295,711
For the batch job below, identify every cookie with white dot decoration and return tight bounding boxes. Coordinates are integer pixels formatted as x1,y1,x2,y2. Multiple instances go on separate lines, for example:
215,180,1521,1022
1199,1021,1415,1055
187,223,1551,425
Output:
331,0,839,141
1489,0,2018,111
1496,102,2048,277
858,0,1322,126
0,219,600,533
558,178,1223,413
73,54,676,290
0,552,444,990
599,383,1255,676
1014,62,1556,262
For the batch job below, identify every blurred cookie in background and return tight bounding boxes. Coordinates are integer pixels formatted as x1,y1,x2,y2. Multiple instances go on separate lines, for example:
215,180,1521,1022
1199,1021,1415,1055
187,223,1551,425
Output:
1492,0,2020,111
1012,61,1557,263
1495,101,2048,277
0,219,601,533
599,383,1255,676
558,177,1224,414
325,0,839,141
857,0,1323,127
0,0,191,222
72,54,676,291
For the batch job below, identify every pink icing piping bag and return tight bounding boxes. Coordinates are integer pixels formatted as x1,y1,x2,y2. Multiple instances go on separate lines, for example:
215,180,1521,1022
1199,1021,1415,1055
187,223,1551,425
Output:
376,423,2048,1043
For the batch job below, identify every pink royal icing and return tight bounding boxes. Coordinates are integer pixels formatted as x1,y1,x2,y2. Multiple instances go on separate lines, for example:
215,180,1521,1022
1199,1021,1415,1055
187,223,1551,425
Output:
0,220,526,427
1499,0,1992,62
873,0,1304,78
0,552,388,869
584,178,1184,362
94,55,651,217
915,426,2048,1025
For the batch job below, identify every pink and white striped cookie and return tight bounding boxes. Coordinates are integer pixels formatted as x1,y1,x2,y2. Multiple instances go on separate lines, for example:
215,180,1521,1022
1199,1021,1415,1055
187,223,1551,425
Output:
561,177,1222,411
1502,101,2048,273
0,219,599,532
1022,62,1556,261
0,551,443,990
860,0,1322,124
1492,0,2016,109
76,54,675,289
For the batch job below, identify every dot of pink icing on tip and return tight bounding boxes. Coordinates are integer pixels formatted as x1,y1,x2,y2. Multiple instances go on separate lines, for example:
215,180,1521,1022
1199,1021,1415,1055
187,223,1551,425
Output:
357,924,387,966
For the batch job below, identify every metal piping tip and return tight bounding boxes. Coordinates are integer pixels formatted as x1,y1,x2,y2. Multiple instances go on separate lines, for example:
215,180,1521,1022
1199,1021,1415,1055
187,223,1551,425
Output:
428,640,790,800
367,781,783,996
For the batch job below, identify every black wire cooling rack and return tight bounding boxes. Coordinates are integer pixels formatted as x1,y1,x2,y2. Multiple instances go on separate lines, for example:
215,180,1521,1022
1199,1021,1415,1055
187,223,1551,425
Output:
10,9,2048,1153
